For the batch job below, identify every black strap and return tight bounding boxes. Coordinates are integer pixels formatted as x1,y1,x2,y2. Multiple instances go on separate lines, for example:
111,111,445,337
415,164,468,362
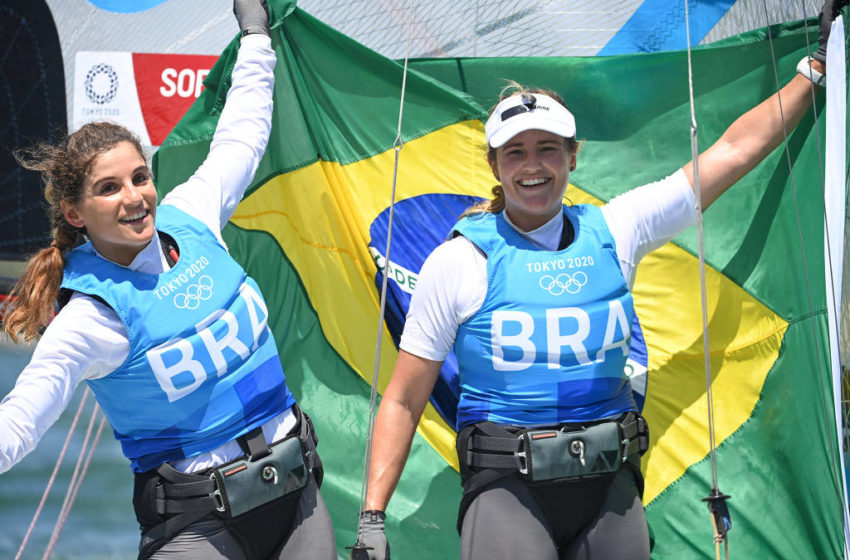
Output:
137,407,317,559
455,422,521,534
466,431,524,470
137,463,218,559
459,423,523,490
558,213,575,250
139,508,211,560
156,478,215,498
291,404,321,480
471,434,522,454
619,413,649,456
238,427,271,461
158,231,179,267
151,462,217,513
156,496,217,514
462,415,648,479
454,416,648,535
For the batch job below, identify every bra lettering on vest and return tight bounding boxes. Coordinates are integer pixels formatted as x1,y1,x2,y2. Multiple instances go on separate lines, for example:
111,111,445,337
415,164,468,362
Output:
491,300,630,372
146,281,270,402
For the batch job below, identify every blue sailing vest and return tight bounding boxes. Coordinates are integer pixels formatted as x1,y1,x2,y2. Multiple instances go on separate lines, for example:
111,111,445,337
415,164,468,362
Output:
61,204,295,472
451,205,637,428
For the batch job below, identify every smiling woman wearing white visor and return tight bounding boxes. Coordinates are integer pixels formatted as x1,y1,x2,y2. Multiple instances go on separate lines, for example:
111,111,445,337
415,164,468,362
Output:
354,1,846,559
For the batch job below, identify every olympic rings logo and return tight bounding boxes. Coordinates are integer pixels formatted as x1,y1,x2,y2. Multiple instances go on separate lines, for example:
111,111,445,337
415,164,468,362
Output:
84,63,119,105
173,275,214,310
539,272,588,295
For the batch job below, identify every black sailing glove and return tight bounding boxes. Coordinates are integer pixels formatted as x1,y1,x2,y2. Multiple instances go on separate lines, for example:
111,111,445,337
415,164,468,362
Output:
233,0,270,37
350,510,390,560
814,0,849,63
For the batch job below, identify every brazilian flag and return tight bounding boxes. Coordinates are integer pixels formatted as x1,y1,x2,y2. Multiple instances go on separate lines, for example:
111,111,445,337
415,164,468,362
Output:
152,1,848,558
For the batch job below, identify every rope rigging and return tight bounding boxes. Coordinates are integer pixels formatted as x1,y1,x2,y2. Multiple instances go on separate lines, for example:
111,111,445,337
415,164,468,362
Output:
349,2,414,554
683,2,732,558
42,406,107,560
14,389,104,560
683,0,849,557
758,0,848,520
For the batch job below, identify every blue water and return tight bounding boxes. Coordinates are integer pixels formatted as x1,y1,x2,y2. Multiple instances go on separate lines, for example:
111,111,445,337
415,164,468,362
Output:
0,339,138,559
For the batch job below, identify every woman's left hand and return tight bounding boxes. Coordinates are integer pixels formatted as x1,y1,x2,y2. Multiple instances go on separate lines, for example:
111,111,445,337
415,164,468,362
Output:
815,0,849,62
234,0,269,37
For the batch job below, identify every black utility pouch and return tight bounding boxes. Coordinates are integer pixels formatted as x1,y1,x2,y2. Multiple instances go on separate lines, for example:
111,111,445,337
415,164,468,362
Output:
210,435,308,518
520,421,623,482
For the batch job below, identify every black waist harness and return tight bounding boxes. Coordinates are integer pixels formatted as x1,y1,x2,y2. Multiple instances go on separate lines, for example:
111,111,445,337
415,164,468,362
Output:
455,413,648,533
133,404,322,560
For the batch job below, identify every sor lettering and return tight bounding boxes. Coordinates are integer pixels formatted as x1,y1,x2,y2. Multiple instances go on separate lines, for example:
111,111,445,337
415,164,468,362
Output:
160,67,211,98
146,282,269,402
490,300,630,371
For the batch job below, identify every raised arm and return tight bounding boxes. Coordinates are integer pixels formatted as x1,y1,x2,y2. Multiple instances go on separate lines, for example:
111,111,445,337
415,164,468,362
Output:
682,64,822,210
161,0,275,234
687,0,846,209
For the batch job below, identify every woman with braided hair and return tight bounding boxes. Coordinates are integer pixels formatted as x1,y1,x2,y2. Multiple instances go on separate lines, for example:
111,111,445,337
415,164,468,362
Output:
0,2,336,559
5,123,145,337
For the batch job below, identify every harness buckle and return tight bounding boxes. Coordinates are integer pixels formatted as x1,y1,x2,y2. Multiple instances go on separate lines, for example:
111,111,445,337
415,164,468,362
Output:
516,432,530,475
517,449,528,475
209,473,226,513
621,437,631,463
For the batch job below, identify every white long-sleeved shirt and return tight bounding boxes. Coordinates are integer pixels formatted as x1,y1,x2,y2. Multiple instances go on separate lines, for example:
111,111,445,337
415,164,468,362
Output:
0,34,295,475
399,170,697,361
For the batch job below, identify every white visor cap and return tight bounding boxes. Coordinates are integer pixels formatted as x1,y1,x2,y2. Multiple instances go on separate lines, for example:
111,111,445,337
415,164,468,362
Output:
485,93,576,148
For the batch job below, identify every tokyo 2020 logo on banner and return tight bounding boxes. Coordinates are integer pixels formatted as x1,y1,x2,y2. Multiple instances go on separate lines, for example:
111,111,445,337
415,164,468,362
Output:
73,51,217,147
84,63,119,105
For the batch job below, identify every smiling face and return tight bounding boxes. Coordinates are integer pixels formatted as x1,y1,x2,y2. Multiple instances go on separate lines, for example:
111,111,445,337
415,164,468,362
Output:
62,141,157,266
489,129,576,232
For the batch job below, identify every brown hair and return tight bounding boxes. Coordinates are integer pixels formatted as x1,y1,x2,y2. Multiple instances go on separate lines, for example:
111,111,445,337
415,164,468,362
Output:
463,83,581,218
3,122,145,342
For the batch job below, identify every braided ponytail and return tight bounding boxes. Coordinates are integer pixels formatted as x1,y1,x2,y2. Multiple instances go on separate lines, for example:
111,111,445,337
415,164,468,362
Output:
3,122,143,342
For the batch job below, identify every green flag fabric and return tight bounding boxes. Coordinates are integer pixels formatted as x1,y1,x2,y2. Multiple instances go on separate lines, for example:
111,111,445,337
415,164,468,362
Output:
152,2,848,558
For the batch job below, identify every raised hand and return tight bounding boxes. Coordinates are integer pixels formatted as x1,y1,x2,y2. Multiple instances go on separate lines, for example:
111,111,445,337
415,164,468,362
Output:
233,0,269,37
814,0,849,62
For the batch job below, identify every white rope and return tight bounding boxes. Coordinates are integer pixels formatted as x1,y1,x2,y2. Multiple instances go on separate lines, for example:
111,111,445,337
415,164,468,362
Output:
759,0,846,501
14,389,91,560
42,408,106,560
759,5,850,557
684,3,732,557
683,0,722,496
820,13,850,560
354,0,413,541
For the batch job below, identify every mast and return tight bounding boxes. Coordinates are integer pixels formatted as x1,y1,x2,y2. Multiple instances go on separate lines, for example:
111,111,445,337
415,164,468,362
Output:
823,15,850,559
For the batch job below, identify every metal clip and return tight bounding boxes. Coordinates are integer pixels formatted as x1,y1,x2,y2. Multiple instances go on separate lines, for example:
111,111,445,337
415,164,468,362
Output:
261,464,279,485
621,438,631,463
569,439,586,466
517,433,529,475
517,450,528,475
209,473,226,513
